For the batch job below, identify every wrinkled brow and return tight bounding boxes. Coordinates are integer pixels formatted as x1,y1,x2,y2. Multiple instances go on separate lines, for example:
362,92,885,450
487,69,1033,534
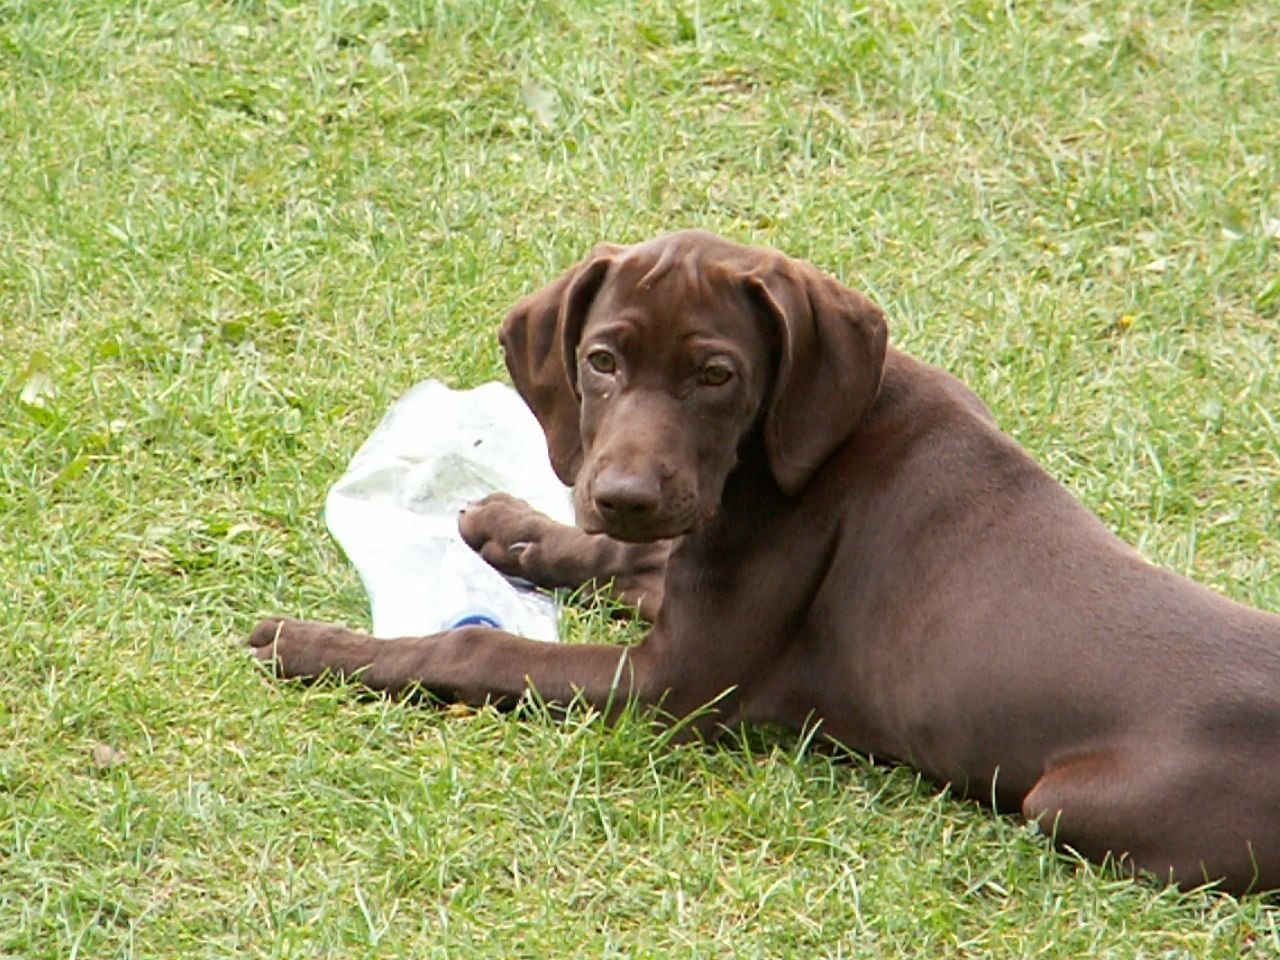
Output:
635,243,698,291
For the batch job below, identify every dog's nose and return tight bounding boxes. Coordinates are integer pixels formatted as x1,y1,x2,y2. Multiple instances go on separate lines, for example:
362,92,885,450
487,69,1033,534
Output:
593,471,662,523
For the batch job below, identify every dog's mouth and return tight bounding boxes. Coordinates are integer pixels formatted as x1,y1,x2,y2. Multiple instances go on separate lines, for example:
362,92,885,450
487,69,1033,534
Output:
574,484,705,543
580,508,697,544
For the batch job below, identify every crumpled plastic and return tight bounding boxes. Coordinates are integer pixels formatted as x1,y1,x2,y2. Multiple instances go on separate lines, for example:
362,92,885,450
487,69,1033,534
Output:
325,380,574,642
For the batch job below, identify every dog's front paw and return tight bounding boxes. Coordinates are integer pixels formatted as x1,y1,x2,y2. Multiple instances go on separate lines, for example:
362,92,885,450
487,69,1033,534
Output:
459,493,561,579
247,616,371,680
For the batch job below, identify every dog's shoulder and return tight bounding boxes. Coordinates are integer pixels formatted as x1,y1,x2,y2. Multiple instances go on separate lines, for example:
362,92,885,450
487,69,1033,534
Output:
872,348,996,429
838,347,1051,501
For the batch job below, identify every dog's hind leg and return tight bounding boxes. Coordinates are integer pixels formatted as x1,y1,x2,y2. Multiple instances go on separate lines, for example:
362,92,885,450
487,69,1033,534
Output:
1021,742,1275,895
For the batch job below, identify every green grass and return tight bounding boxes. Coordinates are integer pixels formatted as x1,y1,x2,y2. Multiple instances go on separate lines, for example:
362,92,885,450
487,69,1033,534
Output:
3,0,1279,955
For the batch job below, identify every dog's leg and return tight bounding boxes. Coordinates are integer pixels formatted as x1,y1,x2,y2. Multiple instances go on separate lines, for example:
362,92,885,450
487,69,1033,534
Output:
247,616,662,712
459,493,670,620
1021,744,1275,894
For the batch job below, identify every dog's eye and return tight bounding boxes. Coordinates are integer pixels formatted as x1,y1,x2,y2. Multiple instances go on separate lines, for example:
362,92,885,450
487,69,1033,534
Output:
699,363,733,387
586,350,617,375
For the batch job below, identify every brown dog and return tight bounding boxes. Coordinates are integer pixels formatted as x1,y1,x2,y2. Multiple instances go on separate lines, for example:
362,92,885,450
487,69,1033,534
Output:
250,230,1280,894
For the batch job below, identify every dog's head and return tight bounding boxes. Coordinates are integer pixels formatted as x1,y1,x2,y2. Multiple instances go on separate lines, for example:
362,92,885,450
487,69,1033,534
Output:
500,230,887,542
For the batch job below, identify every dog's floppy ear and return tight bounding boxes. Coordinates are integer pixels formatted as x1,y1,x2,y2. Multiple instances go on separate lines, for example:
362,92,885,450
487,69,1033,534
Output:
745,257,888,496
499,245,619,484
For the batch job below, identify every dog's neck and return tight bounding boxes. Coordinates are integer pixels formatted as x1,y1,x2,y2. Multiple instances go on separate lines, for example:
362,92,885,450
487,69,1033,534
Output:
692,430,784,550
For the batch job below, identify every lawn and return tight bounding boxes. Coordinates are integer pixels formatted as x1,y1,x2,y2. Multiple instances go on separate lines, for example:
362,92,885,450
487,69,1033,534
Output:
3,0,1279,955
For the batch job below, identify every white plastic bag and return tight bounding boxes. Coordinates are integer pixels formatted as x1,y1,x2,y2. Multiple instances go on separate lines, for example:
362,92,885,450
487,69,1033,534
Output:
325,380,574,642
